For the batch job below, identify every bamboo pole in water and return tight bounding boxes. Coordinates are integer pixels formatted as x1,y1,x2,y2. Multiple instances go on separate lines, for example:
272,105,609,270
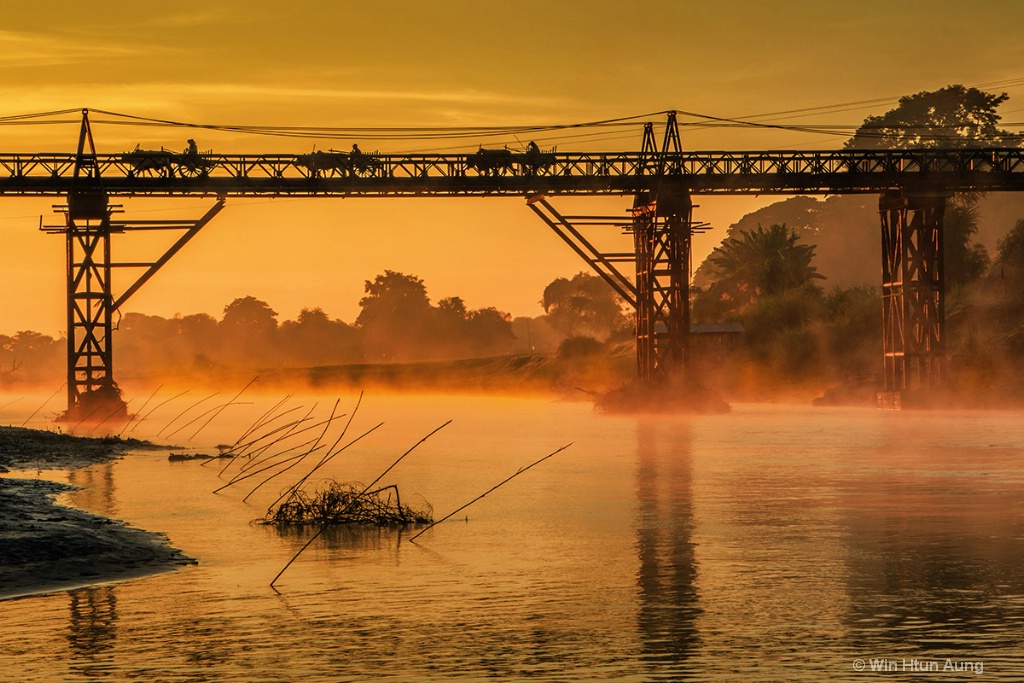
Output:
117,384,162,437
244,394,367,502
128,389,189,434
262,420,384,514
21,383,64,428
214,400,341,494
188,376,259,441
230,393,293,449
270,392,364,508
213,444,327,495
217,409,328,476
164,400,253,440
408,443,572,543
232,406,317,474
158,392,218,436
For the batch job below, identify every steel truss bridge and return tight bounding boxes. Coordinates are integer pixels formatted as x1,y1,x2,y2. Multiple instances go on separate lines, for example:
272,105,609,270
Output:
7,111,1024,418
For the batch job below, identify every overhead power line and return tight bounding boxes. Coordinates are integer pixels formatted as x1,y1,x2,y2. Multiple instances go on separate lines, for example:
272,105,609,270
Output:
0,91,1020,150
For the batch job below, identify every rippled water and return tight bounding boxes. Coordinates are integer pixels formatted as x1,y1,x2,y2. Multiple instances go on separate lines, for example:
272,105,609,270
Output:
2,395,1023,681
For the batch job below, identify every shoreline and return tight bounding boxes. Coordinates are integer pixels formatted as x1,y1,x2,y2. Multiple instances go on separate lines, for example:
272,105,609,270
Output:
0,426,196,602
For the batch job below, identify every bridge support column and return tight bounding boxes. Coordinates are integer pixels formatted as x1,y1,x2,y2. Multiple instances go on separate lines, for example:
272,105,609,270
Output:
878,190,947,408
62,194,123,422
47,110,226,423
633,188,692,383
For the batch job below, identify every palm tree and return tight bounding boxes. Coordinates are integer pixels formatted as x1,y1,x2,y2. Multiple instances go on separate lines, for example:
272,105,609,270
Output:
703,223,824,310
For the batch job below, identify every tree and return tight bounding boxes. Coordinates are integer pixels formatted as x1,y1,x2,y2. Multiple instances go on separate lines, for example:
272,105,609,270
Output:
699,223,824,314
279,307,361,367
0,330,62,383
845,85,1022,150
846,85,1023,288
464,307,516,356
944,194,991,289
220,296,279,367
356,271,434,361
995,218,1024,274
222,296,278,334
541,272,628,340
117,312,177,372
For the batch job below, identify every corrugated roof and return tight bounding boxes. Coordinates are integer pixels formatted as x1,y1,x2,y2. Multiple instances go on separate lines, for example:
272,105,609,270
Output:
690,322,744,334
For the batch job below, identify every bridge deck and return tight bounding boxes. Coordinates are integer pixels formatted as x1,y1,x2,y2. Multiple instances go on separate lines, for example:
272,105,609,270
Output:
2,148,1024,196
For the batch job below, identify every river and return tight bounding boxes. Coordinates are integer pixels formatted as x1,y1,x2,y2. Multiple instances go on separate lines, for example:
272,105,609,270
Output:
1,394,1022,681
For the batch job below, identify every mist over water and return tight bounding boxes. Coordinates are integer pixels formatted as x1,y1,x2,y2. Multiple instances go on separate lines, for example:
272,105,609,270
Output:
2,395,1024,681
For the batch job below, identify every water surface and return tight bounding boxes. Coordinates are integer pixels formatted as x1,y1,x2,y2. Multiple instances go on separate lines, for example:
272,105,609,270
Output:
2,395,1022,681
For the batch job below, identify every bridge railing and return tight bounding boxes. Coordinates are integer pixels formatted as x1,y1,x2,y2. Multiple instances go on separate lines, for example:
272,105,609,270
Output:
1,148,1023,196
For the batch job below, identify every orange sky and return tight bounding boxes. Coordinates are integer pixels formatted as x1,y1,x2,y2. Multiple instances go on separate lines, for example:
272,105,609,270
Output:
1,1,1023,335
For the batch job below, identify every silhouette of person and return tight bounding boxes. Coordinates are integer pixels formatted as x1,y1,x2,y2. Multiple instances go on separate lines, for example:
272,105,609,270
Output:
351,143,362,157
186,139,198,156
527,141,540,154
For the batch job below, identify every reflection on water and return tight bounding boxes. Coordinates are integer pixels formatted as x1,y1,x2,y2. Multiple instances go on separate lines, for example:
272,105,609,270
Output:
67,463,116,516
634,421,700,679
67,587,118,679
842,452,1024,663
1,397,1023,681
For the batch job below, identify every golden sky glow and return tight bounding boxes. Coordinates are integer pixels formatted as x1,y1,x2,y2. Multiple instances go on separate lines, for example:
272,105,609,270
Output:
1,1,1023,334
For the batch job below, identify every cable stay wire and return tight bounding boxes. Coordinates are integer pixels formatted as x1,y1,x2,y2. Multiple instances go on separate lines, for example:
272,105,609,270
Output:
84,108,666,141
0,97,1020,151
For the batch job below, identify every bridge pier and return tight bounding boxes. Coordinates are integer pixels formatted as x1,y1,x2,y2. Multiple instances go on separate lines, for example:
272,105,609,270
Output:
49,194,226,423
878,190,948,408
60,192,123,422
46,111,226,423
529,113,699,387
632,188,693,383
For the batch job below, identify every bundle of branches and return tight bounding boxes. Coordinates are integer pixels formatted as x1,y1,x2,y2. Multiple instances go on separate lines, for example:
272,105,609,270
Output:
262,480,432,528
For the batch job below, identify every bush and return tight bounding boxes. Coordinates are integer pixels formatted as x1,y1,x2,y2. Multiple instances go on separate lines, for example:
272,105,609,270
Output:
556,336,605,359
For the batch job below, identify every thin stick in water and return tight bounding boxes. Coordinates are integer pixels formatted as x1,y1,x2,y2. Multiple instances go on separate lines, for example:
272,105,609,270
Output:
408,443,572,543
164,399,253,440
0,396,24,411
21,383,64,427
189,376,259,441
158,392,218,436
263,420,384,515
86,399,133,436
129,389,189,434
118,385,162,438
231,394,295,450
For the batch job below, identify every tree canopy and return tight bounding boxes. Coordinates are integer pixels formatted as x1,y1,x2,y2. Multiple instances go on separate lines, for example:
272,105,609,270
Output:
844,85,1022,149
700,223,824,313
541,272,629,340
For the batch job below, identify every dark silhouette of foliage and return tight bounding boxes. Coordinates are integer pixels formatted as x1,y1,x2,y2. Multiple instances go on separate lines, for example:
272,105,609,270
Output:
356,271,434,361
996,218,1024,276
221,296,279,334
699,223,824,315
556,336,605,359
944,194,991,289
356,271,516,362
279,307,361,367
463,307,516,357
0,331,62,384
541,272,629,340
845,85,1023,149
220,296,279,367
845,86,1017,288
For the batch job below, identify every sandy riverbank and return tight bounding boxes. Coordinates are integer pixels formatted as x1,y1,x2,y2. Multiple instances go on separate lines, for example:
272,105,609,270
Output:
0,426,195,601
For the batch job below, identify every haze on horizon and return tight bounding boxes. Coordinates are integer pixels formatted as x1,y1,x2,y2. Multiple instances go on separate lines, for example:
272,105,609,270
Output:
1,1,1023,336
